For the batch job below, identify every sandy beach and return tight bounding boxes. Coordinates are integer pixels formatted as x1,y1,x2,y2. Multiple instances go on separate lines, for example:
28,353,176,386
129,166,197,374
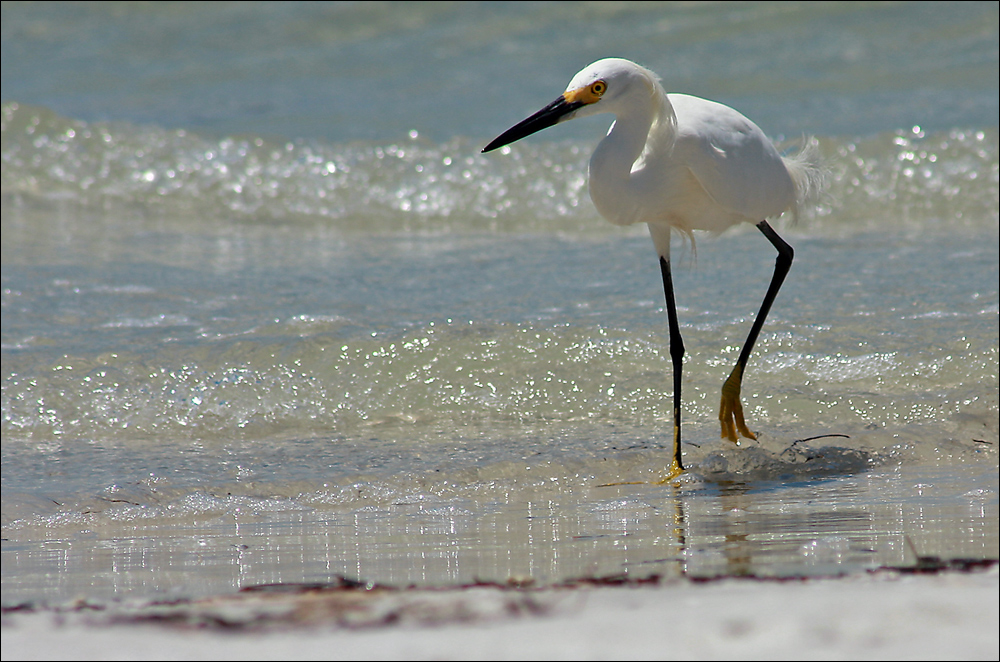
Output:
3,567,997,661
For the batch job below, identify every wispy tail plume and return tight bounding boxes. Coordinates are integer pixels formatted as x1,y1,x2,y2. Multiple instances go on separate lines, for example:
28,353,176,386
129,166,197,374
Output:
782,136,828,223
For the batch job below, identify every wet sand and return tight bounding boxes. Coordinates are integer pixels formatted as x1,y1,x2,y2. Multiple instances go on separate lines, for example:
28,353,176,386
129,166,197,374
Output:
3,567,997,660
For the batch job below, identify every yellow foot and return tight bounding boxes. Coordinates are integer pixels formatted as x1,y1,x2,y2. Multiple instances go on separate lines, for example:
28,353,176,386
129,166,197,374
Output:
596,459,685,487
653,458,685,484
719,371,758,443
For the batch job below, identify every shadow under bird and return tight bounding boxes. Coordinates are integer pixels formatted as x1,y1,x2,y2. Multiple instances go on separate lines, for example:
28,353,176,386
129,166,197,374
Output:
482,58,824,480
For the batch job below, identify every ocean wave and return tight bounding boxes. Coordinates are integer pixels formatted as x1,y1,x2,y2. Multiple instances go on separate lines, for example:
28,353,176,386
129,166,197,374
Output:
3,317,994,458
3,102,997,235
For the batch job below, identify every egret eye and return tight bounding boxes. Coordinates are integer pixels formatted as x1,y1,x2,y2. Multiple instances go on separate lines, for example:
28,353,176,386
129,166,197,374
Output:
591,81,607,97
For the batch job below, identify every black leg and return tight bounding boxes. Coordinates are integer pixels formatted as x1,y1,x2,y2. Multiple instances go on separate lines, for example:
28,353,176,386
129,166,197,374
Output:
659,255,685,475
719,220,794,442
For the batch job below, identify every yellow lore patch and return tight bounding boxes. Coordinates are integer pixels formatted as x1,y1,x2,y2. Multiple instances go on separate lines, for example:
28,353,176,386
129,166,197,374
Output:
563,79,606,105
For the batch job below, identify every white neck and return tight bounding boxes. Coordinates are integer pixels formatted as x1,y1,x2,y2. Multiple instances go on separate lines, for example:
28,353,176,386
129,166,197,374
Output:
588,80,676,227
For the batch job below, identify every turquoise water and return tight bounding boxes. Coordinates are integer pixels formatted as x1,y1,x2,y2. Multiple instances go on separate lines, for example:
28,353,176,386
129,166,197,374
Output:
2,2,997,605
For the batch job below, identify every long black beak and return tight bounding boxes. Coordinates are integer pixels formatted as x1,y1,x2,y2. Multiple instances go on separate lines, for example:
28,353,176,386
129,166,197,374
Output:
482,95,584,153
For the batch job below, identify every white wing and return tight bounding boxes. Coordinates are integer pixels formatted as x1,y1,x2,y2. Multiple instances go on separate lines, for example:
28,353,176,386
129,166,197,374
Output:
667,94,795,222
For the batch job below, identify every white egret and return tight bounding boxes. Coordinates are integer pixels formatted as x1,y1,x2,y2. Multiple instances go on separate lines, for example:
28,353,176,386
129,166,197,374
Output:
483,58,823,479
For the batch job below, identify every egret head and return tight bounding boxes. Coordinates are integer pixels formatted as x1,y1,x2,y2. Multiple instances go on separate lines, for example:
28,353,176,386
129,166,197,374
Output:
482,58,655,153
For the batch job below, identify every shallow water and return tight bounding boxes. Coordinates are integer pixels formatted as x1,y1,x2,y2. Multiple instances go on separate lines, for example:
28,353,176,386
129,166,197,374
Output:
3,463,995,606
2,2,998,607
